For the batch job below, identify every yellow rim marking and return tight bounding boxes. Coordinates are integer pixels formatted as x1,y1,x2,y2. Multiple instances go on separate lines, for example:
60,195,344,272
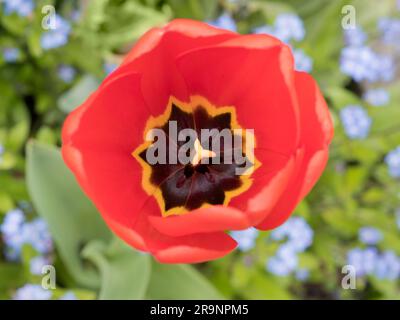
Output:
132,95,261,217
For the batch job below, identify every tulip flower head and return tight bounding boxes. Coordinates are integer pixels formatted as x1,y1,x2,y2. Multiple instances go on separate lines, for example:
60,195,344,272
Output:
62,19,333,263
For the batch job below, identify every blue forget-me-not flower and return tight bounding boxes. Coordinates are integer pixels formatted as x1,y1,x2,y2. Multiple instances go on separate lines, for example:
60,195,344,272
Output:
340,105,372,140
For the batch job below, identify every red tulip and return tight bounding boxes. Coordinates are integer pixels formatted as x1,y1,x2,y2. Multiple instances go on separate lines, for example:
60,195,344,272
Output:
62,19,333,263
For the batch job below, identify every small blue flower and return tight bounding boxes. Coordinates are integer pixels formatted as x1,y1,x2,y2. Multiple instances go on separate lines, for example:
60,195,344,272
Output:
269,224,289,241
379,56,396,82
378,18,400,48
274,13,305,42
230,227,259,252
358,227,382,245
208,13,237,32
287,217,314,252
1,209,26,260
0,209,25,236
254,13,305,43
347,247,378,277
266,256,297,276
340,46,395,83
3,0,34,17
30,256,51,275
60,291,77,300
3,47,20,62
58,65,76,83
70,10,81,22
363,88,390,106
362,248,380,275
276,243,299,268
374,251,400,280
13,284,52,300
343,27,367,47
385,146,400,178
41,15,71,50
270,216,314,252
295,268,309,281
267,217,313,277
0,144,4,164
340,46,377,82
21,218,53,255
347,248,363,274
1,211,54,261
340,105,371,140
293,48,313,72
266,256,293,276
266,243,298,276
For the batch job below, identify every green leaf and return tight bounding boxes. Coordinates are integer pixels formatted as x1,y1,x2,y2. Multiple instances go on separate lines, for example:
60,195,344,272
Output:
344,166,368,195
146,263,224,300
0,263,25,299
4,102,30,152
321,208,359,237
251,0,294,19
0,192,14,213
26,141,112,289
325,87,361,110
361,187,386,205
352,0,394,28
81,0,110,30
168,0,218,20
83,237,151,300
98,2,170,49
370,104,400,134
243,273,292,300
58,75,100,113
36,126,58,145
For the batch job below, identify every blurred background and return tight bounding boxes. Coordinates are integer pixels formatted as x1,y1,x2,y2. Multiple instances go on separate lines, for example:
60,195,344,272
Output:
1,0,400,300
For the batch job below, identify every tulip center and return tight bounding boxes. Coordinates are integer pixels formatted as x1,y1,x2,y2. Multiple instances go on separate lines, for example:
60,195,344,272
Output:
190,138,217,166
133,96,259,217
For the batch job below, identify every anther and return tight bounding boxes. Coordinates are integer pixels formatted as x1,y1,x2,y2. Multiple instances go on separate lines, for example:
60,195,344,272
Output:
204,171,215,183
176,175,186,188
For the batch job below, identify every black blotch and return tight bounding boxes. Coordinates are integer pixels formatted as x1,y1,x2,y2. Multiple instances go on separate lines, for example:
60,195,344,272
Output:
140,103,254,213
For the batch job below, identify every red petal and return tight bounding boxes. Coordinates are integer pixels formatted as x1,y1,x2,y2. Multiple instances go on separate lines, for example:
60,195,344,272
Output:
138,199,237,263
242,155,296,225
99,199,237,263
257,72,333,230
152,231,237,264
148,205,249,237
62,73,151,230
110,19,239,116
176,38,300,155
121,19,237,67
102,214,147,251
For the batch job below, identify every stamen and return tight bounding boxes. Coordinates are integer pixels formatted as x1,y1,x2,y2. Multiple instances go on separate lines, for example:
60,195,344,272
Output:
176,175,186,188
191,139,216,166
204,171,215,183
184,165,195,178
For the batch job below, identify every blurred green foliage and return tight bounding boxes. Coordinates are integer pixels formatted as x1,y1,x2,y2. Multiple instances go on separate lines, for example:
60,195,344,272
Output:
0,0,400,300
